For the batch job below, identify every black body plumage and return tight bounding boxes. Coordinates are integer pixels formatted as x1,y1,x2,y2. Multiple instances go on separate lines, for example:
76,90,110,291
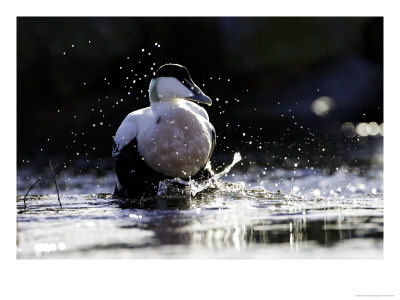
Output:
114,138,171,197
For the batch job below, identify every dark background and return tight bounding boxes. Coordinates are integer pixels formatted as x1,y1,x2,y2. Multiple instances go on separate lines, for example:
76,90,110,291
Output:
17,17,383,172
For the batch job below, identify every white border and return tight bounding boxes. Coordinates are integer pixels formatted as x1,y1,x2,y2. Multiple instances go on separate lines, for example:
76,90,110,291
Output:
3,0,399,299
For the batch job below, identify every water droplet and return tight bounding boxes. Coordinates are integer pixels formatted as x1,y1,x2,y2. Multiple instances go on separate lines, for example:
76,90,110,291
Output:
313,189,321,197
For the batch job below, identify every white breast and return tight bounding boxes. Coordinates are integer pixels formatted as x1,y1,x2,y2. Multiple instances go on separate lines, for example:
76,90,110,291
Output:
138,100,213,178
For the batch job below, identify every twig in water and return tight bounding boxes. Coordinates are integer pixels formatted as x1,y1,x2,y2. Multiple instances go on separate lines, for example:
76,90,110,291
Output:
23,177,42,209
49,159,62,208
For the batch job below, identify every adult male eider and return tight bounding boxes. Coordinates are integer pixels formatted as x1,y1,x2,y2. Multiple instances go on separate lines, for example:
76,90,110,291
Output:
112,63,216,198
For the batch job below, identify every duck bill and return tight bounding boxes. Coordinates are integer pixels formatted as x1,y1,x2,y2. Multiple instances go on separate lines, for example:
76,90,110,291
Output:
185,93,212,106
184,79,212,106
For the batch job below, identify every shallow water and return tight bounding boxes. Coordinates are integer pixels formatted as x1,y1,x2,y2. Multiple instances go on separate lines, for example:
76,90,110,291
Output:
17,149,383,259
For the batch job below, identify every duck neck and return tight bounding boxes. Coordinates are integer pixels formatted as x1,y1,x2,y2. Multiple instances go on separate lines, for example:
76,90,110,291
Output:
149,78,161,104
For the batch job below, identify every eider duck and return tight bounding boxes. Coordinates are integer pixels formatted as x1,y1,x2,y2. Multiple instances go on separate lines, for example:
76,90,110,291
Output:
112,63,216,198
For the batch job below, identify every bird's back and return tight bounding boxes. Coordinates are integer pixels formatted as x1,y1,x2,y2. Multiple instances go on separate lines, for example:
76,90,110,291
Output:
138,100,214,178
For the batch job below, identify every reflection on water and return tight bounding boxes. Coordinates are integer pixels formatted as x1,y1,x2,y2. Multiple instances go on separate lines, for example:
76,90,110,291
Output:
16,178,383,259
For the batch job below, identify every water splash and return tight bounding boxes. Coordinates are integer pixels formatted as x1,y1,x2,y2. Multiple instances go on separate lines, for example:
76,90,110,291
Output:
157,152,242,197
214,152,242,180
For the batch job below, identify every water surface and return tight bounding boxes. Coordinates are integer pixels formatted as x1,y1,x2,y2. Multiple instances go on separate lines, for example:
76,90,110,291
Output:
17,149,383,259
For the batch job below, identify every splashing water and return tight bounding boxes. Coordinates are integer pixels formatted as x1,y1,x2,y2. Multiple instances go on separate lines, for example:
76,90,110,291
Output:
157,152,242,197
